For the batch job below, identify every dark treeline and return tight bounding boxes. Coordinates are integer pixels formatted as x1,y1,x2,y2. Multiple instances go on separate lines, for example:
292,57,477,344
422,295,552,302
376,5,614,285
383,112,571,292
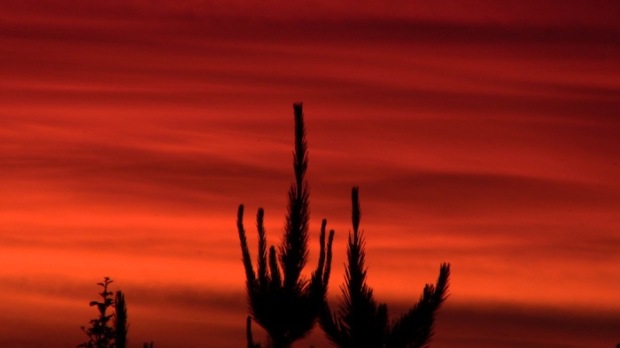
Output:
79,103,450,348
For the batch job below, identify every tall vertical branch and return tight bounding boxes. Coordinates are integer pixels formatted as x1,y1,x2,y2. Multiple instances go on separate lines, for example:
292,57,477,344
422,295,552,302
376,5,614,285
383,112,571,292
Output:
237,205,257,288
237,103,334,347
281,102,310,289
114,291,128,348
320,187,374,346
257,208,269,288
269,246,281,288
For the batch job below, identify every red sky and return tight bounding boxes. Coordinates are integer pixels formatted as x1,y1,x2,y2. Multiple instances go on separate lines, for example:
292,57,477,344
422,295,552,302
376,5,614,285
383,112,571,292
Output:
1,1,620,347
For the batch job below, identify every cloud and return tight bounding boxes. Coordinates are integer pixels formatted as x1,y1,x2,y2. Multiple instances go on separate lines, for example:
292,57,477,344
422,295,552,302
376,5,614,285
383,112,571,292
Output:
359,171,620,218
431,301,620,348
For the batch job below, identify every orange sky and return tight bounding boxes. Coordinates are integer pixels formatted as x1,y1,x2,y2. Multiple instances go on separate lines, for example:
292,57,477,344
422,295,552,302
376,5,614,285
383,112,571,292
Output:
1,1,620,347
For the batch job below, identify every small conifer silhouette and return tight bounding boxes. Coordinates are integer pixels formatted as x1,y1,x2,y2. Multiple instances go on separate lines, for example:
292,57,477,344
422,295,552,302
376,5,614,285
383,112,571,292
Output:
237,103,334,347
78,277,117,348
79,277,153,348
114,291,128,348
320,187,450,348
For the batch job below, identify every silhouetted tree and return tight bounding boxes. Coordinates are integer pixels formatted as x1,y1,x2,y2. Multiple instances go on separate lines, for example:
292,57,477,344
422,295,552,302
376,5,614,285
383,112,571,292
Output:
320,187,450,348
79,278,152,348
114,291,128,348
79,277,116,348
237,103,335,348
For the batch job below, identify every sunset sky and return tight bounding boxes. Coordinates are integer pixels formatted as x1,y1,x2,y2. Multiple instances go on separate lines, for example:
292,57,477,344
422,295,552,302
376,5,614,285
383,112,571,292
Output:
1,1,620,347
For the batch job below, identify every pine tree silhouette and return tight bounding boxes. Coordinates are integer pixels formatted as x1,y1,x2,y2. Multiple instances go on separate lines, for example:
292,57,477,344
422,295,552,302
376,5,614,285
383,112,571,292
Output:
237,103,334,348
320,187,450,348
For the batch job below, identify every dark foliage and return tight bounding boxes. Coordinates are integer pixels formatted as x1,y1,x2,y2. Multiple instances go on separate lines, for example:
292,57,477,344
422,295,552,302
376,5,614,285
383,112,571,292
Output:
114,291,128,348
320,188,450,348
385,263,450,348
237,103,335,347
79,277,153,348
78,277,116,348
